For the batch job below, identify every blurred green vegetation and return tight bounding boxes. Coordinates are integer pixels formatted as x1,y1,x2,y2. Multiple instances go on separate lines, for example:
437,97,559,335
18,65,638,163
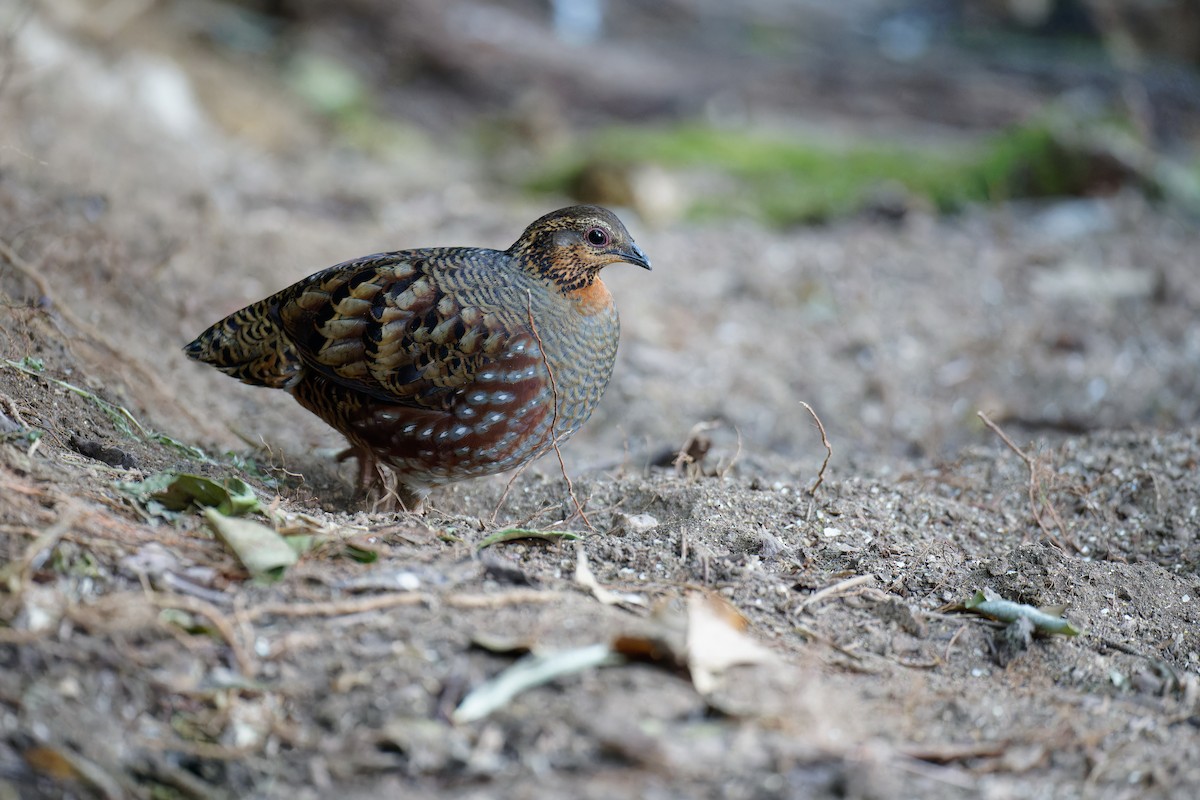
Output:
529,116,1187,226
286,51,432,159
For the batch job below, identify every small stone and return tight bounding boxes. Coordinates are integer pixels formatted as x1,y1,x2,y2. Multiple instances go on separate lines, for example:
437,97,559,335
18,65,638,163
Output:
614,512,659,536
19,586,66,633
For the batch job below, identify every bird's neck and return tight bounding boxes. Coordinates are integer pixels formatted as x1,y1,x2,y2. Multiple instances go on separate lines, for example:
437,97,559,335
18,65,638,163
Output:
565,277,613,316
509,247,611,315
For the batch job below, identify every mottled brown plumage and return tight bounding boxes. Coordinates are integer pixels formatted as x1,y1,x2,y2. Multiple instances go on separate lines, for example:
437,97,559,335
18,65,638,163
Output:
186,205,650,510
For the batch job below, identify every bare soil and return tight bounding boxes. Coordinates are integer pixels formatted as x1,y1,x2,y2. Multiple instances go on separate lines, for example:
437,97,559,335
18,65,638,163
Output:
3,7,1200,800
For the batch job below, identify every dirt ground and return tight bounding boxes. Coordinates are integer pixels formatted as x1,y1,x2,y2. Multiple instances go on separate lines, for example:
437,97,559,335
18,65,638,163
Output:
4,5,1200,800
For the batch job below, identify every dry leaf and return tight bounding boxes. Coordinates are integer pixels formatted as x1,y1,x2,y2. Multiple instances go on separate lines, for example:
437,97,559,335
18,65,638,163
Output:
575,548,646,607
204,508,298,582
453,643,619,723
686,593,774,694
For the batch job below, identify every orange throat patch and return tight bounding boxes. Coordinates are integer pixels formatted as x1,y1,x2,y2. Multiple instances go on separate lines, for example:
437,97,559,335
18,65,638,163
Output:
567,279,614,316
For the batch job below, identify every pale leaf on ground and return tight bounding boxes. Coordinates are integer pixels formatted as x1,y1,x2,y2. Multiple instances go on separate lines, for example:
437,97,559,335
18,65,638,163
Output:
204,508,298,582
686,592,775,694
453,643,620,724
574,548,646,607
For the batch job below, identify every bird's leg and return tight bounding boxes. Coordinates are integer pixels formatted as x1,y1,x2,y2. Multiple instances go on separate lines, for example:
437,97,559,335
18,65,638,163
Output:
337,443,384,497
368,479,427,514
337,443,427,514
396,484,429,515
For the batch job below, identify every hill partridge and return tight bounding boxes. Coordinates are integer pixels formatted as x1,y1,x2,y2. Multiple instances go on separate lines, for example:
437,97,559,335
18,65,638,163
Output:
186,205,650,510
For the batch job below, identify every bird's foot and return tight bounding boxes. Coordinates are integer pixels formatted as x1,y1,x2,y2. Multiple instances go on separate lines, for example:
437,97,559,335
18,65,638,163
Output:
337,445,428,514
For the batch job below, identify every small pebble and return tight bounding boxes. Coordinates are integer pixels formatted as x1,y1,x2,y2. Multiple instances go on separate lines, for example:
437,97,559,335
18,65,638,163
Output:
613,512,659,536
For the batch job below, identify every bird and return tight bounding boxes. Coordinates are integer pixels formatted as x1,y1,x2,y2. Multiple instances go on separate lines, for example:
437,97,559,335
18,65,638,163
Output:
185,205,651,511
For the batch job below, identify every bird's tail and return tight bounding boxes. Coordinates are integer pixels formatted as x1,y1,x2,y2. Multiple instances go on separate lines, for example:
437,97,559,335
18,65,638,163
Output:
184,298,303,389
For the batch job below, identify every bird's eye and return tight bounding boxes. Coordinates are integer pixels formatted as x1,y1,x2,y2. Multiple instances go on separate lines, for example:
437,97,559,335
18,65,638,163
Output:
585,227,610,247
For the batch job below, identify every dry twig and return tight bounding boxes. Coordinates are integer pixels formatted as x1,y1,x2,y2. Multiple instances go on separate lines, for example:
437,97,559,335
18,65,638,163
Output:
800,401,831,496
795,574,874,614
943,624,968,665
445,589,567,609
147,593,257,677
246,592,426,621
794,623,863,661
899,740,1011,764
977,411,1078,552
134,736,256,760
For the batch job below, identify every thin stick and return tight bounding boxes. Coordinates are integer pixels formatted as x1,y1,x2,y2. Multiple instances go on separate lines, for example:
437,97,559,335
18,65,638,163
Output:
526,291,593,530
800,402,831,496
146,593,257,678
795,573,874,614
943,624,968,665
899,740,1010,764
0,628,43,644
246,592,426,621
794,623,863,661
0,391,30,430
445,589,568,609
977,411,1077,552
890,756,979,791
977,411,1032,467
134,736,255,760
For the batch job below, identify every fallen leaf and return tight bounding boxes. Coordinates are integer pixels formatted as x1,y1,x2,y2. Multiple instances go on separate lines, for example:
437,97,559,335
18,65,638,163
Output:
23,745,80,780
204,508,297,582
122,472,260,516
477,528,584,549
284,534,318,557
159,473,260,516
453,643,620,723
685,593,775,694
575,548,646,607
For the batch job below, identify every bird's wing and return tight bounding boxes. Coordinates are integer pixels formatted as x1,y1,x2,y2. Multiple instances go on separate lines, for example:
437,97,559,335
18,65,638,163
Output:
275,250,537,411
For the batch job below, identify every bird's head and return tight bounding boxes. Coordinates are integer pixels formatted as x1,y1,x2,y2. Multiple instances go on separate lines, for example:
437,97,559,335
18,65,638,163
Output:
507,205,651,295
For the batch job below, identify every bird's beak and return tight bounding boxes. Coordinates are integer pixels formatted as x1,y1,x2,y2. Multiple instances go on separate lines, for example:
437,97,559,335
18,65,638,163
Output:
620,242,652,271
